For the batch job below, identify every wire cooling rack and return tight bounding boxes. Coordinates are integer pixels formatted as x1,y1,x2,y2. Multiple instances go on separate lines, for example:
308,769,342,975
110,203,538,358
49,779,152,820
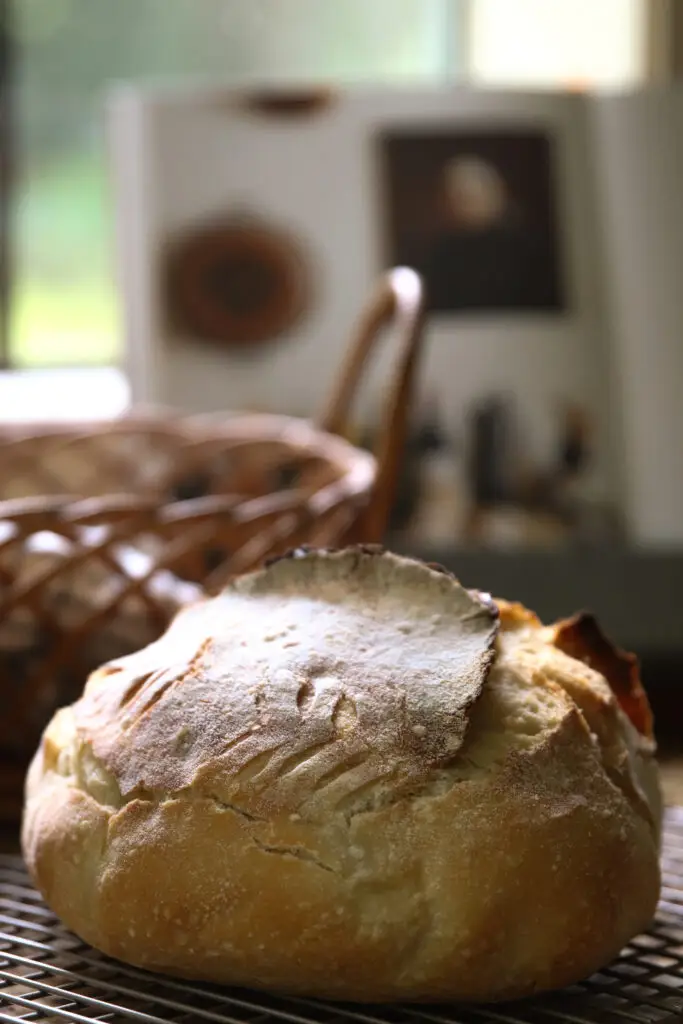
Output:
1,809,683,1024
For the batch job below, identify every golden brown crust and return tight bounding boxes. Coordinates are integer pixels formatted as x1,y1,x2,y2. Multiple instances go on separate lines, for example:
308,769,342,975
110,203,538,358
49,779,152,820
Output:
553,611,654,739
22,548,661,1003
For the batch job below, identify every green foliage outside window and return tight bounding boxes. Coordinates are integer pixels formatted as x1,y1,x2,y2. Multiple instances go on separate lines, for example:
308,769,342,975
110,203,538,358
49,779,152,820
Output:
10,0,453,367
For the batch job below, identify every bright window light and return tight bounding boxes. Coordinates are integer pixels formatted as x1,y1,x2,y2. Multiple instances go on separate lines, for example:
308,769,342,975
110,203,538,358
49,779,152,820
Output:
470,0,647,90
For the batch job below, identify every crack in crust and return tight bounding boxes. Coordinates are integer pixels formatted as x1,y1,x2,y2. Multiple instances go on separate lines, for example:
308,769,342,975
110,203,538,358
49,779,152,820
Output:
251,838,336,873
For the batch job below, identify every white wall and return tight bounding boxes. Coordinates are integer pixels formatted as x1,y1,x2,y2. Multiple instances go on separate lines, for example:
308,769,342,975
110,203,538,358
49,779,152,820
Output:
592,88,683,545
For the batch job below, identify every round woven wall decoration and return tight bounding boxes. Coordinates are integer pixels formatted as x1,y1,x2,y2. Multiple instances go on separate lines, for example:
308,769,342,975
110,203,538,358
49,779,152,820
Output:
165,218,312,348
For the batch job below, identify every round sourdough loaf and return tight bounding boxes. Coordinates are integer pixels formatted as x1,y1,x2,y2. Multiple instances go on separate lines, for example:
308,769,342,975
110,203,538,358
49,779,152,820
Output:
22,547,661,1002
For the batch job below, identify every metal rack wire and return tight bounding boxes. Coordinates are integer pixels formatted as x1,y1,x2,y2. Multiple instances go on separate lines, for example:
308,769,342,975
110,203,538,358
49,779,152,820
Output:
2,809,683,1024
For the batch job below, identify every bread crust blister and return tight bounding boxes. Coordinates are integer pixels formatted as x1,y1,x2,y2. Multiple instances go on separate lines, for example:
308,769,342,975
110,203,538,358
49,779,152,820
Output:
22,547,661,1003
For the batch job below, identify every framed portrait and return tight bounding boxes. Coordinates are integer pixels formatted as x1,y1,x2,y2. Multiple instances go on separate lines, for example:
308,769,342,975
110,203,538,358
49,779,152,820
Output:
380,129,566,314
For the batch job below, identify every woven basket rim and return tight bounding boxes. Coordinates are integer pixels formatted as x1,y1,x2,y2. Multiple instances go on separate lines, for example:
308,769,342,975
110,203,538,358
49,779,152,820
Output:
0,411,377,519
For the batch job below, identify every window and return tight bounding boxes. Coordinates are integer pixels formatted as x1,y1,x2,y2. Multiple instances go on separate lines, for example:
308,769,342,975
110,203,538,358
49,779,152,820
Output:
2,0,652,382
468,0,647,90
6,0,456,371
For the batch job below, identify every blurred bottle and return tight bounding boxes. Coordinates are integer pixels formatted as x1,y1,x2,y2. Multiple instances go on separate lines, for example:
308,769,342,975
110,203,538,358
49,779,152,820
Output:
409,395,465,547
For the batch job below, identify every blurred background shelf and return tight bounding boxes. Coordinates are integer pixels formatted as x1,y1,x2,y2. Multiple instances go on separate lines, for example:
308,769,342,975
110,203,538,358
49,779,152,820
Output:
395,545,683,655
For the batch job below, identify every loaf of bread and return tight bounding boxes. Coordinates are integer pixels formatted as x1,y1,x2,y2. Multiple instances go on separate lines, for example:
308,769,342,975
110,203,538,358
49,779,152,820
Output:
22,547,661,1003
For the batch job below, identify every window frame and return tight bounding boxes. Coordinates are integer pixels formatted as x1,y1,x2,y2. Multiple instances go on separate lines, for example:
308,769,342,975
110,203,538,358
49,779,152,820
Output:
0,0,14,371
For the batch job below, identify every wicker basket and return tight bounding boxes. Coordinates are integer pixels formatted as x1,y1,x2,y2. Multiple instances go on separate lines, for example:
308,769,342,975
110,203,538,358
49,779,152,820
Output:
0,269,425,822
